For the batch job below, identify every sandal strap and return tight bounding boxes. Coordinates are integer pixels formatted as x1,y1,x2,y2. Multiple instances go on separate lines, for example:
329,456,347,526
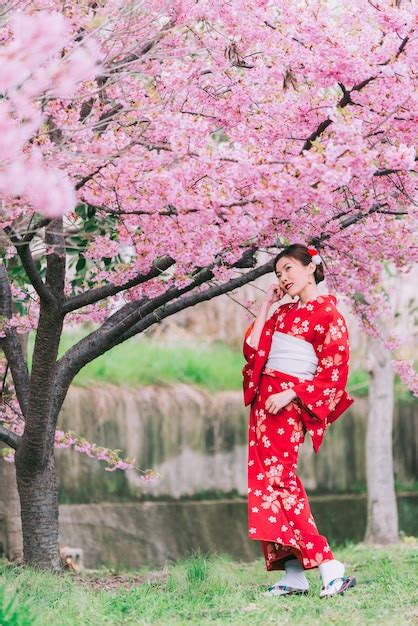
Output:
322,576,346,591
268,584,307,593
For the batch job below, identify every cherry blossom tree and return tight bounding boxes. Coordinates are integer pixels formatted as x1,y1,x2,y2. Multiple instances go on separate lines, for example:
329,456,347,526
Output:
0,0,417,568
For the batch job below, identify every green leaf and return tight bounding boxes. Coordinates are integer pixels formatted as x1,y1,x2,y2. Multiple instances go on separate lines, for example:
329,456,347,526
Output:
75,203,88,219
76,256,86,271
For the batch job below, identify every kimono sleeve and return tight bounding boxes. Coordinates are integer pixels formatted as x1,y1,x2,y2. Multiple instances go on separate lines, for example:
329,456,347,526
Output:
243,322,256,363
293,307,350,422
243,309,279,363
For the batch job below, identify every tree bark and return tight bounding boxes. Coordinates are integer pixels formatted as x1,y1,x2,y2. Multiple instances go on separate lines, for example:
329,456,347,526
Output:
0,457,23,563
10,220,65,569
0,297,26,564
15,308,63,571
365,335,399,544
15,451,60,569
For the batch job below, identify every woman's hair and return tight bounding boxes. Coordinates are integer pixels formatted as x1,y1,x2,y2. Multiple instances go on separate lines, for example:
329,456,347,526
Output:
273,243,325,283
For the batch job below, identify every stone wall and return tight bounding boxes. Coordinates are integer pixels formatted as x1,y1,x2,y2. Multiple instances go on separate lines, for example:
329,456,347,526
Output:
56,384,417,502
58,495,418,568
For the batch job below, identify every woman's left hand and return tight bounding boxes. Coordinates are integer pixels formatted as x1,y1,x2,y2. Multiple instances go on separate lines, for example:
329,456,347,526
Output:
265,389,297,414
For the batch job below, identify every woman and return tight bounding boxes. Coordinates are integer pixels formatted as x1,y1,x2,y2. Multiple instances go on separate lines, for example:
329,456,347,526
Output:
242,243,356,598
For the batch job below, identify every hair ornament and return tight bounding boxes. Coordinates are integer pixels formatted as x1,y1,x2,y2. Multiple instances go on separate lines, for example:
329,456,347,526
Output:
307,246,323,266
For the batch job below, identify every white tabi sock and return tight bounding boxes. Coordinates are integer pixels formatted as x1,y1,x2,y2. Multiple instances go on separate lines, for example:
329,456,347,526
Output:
319,559,345,588
274,557,309,591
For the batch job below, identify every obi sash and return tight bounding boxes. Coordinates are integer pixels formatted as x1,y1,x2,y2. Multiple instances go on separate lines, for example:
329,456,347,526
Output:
264,331,318,380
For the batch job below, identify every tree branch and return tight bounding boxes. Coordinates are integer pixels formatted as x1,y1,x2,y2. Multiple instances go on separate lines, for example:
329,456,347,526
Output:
51,255,272,418
301,35,409,153
62,255,175,314
0,425,21,450
3,225,55,305
59,259,241,380
116,264,273,345
75,163,112,191
0,263,30,417
65,243,257,343
22,218,51,244
373,157,417,177
301,78,374,152
44,219,66,303
63,245,257,317
105,19,175,74
51,248,256,414
74,138,173,192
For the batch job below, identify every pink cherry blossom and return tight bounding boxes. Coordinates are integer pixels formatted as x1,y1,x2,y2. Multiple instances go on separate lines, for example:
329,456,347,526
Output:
1,0,417,488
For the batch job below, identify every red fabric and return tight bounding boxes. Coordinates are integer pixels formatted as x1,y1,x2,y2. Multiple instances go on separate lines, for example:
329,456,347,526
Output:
243,295,354,453
242,295,354,571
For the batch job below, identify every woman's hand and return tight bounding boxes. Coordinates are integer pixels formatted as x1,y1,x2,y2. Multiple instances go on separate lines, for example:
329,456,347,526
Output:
265,389,297,414
264,283,285,307
247,283,285,349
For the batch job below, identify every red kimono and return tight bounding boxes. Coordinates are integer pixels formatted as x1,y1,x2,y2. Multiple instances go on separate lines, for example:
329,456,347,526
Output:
242,295,354,571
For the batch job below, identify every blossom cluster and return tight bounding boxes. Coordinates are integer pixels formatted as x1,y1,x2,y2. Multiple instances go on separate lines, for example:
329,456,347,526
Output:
0,0,416,401
0,11,101,218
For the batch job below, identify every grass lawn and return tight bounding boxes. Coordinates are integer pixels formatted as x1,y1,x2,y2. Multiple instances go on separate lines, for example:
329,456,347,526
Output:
1,542,417,625
27,329,381,395
29,330,244,393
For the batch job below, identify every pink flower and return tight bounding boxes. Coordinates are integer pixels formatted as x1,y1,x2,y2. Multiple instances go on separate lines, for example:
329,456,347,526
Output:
392,360,418,397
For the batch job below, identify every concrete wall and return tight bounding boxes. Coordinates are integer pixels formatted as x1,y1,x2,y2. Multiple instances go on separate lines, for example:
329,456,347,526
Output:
56,384,417,502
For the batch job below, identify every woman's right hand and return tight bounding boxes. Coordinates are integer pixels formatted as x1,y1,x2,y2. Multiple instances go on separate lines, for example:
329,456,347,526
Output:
264,283,285,306
247,283,285,350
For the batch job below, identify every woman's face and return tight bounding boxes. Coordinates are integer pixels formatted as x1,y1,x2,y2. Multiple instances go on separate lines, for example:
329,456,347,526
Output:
275,256,315,297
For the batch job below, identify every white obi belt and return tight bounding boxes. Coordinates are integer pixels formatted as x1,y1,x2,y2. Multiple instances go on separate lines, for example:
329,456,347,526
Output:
248,331,318,380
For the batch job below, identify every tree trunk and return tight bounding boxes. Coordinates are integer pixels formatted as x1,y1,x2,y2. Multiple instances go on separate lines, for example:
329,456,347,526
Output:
0,313,27,564
364,335,399,544
0,457,23,563
15,451,61,569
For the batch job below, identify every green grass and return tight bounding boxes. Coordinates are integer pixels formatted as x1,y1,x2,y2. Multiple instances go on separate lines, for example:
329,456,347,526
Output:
0,543,417,625
28,329,244,393
26,329,412,397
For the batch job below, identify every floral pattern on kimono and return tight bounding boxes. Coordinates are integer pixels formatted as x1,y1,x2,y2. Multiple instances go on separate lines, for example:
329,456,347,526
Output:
243,295,354,454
